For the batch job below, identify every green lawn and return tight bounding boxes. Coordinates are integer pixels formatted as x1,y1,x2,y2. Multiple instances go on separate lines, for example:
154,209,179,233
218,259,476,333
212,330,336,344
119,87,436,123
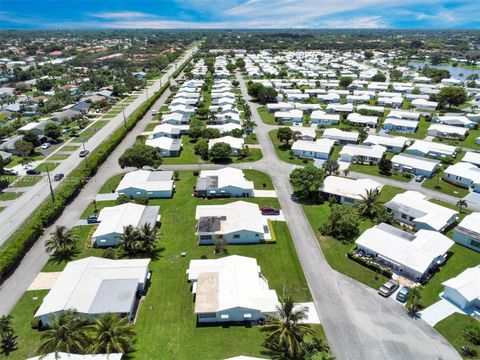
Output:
161,136,202,165
245,133,259,145
35,162,59,172
389,117,430,140
99,173,124,194
431,129,480,150
269,129,313,166
144,122,160,132
0,206,4,212
7,171,317,360
0,191,22,201
5,154,45,169
47,153,71,161
257,106,276,125
348,163,412,183
422,174,470,198
59,145,80,152
434,313,480,359
12,176,43,188
243,169,274,190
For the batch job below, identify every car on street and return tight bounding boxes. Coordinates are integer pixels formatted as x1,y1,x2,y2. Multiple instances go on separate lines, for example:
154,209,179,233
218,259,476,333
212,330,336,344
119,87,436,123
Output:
26,169,41,175
87,215,98,224
69,132,80,138
378,279,399,297
261,206,280,215
79,150,89,157
415,175,424,182
41,142,51,150
396,287,409,303
4,168,18,175
53,173,64,181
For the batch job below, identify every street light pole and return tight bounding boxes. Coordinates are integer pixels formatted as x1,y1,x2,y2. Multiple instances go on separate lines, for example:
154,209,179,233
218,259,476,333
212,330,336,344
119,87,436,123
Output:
122,108,127,127
82,140,86,152
146,87,149,99
45,163,55,203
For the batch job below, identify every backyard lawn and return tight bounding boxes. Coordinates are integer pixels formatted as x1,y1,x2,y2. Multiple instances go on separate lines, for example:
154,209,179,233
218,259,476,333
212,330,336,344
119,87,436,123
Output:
269,129,313,166
434,313,480,359
47,153,71,161
59,145,80,152
7,170,318,360
257,106,276,125
243,169,274,190
422,173,470,198
348,163,412,183
432,129,480,150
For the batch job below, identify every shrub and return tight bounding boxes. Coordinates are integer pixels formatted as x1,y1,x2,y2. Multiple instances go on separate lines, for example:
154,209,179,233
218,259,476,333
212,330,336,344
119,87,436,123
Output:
102,248,117,259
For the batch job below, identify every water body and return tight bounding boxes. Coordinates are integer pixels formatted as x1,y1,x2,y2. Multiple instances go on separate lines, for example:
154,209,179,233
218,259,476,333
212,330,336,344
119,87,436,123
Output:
408,61,480,80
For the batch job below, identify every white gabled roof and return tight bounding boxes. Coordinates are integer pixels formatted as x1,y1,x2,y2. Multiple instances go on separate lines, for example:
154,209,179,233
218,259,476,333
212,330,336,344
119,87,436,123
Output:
323,128,359,141
116,170,173,192
364,134,407,148
444,162,480,184
274,109,303,119
383,118,419,128
356,223,454,275
291,138,335,154
291,126,316,138
321,176,383,201
455,212,480,236
462,152,480,167
145,137,182,151
443,266,480,302
347,113,378,125
387,110,421,121
208,136,244,150
199,167,254,191
428,123,469,136
407,139,457,157
340,144,386,158
391,153,440,172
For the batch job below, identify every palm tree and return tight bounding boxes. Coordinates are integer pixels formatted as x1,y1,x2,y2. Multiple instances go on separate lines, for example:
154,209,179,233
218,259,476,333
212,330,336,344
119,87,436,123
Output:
456,199,468,214
37,310,90,355
119,225,139,255
45,226,78,254
0,315,13,336
139,223,157,253
260,295,315,359
88,313,135,354
406,287,422,314
343,169,350,177
463,326,480,345
357,189,380,218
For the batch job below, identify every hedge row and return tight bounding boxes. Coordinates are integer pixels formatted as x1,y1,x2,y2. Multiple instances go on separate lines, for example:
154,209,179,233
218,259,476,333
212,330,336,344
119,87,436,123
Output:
0,81,171,282
172,55,193,78
346,251,393,279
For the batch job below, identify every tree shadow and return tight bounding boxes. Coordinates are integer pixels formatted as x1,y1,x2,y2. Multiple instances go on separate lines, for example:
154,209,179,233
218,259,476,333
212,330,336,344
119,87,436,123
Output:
211,158,233,165
47,247,82,265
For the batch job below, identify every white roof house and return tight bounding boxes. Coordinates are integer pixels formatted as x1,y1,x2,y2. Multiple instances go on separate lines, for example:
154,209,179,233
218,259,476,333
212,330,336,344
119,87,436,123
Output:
434,115,476,129
274,109,303,123
150,123,188,138
406,139,457,159
291,139,335,159
310,111,340,125
383,118,419,133
411,98,438,111
385,191,458,232
391,153,440,177
355,223,454,280
442,266,480,310
34,257,150,324
187,255,278,323
208,136,244,155
162,112,188,125
320,176,383,205
346,113,378,127
208,123,242,133
339,144,386,163
145,137,182,157
195,201,270,244
322,128,359,144
266,102,294,112
462,152,480,167
453,212,480,252
444,162,480,191
356,104,385,114
92,203,160,247
116,170,174,198
291,126,316,141
326,103,353,114
427,124,469,139
195,167,254,198
363,134,407,153
28,354,123,360
387,110,421,121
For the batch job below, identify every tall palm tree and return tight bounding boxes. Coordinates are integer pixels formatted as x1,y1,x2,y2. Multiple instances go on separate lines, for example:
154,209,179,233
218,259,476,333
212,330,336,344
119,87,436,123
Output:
88,313,135,354
407,287,422,314
260,295,315,359
37,310,90,355
357,189,380,218
462,326,480,345
139,223,157,253
119,225,139,255
456,199,468,214
45,226,78,254
0,315,13,336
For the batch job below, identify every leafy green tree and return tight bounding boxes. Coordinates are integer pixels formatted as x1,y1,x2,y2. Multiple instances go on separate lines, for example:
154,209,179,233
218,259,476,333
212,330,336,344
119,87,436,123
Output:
364,51,374,60
0,315,14,337
378,157,392,175
1,331,18,355
139,223,157,253
437,86,467,108
119,225,139,255
247,82,264,98
371,72,386,82
194,139,209,160
323,159,339,176
88,313,135,354
44,123,62,140
357,189,381,218
390,69,403,80
118,144,163,169
189,121,205,140
257,86,278,104
209,142,232,160
277,127,294,144
320,204,360,241
339,77,353,88
45,226,78,255
235,58,246,69
202,128,221,139
406,287,423,314
36,78,55,92
290,166,325,200
456,199,468,213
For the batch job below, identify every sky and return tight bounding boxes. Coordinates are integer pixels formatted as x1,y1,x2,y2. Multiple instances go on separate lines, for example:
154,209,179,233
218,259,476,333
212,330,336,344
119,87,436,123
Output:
0,0,479,29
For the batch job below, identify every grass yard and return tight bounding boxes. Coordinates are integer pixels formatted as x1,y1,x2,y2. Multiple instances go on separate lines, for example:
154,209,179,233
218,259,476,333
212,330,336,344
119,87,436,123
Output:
35,162,59,172
161,136,202,165
0,206,4,212
348,163,412,183
257,106,277,125
12,176,43,188
434,313,480,359
432,129,480,150
422,174,470,198
7,171,317,360
243,169,274,190
59,145,80,152
99,173,125,194
144,122,160,132
5,154,45,168
269,129,313,166
47,153,71,161
389,117,430,140
0,191,23,201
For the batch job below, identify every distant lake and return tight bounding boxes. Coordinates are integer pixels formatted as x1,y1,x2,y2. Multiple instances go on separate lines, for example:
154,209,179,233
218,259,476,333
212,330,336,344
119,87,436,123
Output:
407,61,480,80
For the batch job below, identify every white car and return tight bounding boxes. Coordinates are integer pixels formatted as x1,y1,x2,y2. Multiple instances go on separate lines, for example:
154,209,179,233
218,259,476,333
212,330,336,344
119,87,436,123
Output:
4,168,18,175
41,143,51,150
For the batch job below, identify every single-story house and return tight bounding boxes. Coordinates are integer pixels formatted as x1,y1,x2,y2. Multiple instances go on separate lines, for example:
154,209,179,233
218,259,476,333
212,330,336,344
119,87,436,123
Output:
391,153,440,178
444,162,480,192
17,121,54,136
406,139,458,160
195,201,270,244
326,103,353,114
377,96,403,107
317,93,340,103
412,98,438,111
274,109,303,124
452,213,480,252
442,266,480,310
427,124,469,140
320,176,383,205
346,113,378,128
356,104,385,115
92,203,160,247
34,257,150,325
322,128,359,145
462,152,480,167
383,118,418,134
385,191,458,232
355,223,454,281
187,255,278,323
266,103,294,112
0,150,12,163
291,126,316,141
145,137,182,157
116,170,174,199
387,110,421,121
207,123,242,133
291,138,335,159
310,111,340,126
162,112,189,125
195,167,254,198
433,115,476,129
363,134,407,153
208,136,244,156
150,123,188,139
339,144,386,164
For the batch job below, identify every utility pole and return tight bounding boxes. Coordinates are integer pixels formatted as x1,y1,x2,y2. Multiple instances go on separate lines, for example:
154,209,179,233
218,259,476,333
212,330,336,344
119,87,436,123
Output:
122,108,127,127
82,140,86,152
146,87,149,99
45,163,55,203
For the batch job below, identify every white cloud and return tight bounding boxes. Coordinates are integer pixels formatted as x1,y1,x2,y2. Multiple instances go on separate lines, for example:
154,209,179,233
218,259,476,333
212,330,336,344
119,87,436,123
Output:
320,16,387,29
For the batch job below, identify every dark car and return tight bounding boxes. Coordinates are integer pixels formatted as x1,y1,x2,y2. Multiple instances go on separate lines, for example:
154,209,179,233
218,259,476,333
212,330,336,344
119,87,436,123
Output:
87,215,98,224
396,287,409,303
26,169,41,175
69,132,80,138
378,279,399,297
53,173,64,181
261,206,280,215
79,150,90,157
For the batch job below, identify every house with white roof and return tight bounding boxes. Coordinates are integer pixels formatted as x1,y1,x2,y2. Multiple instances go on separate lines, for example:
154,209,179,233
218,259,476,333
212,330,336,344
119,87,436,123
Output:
207,123,242,133
34,257,150,325
427,124,469,140
444,162,480,192
355,223,454,281
377,96,403,108
453,213,480,252
320,176,383,205
162,112,189,125
194,168,254,198
383,118,419,134
442,266,480,310
433,115,476,129
145,137,182,157
363,134,407,153
339,144,386,164
356,104,385,115
150,123,188,139
346,113,378,128
387,110,421,121
195,201,270,244
310,111,340,126
406,140,458,159
322,128,359,145
92,203,160,247
116,170,174,199
291,126,316,141
385,191,458,232
391,153,440,178
274,109,303,124
266,102,294,112
208,136,244,156
326,103,353,114
291,139,335,159
463,152,480,167
317,93,340,103
187,255,278,323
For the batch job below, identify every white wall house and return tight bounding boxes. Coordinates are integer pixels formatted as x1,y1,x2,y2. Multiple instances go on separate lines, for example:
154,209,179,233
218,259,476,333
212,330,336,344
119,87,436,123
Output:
427,124,469,140
310,111,340,126
363,134,407,153
346,113,378,128
383,118,418,134
291,139,334,159
444,162,480,192
322,128,359,145
391,153,440,178
291,126,316,141
208,136,245,156
320,176,383,205
116,170,174,199
442,266,480,310
339,144,386,164
34,257,150,325
150,123,188,139
195,167,254,198
274,109,303,124
412,98,438,111
453,213,480,252
145,137,182,157
187,255,278,323
406,140,458,160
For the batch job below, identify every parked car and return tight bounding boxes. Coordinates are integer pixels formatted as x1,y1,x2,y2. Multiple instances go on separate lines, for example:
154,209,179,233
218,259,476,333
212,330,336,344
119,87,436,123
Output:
4,168,18,175
69,132,80,138
79,150,89,157
378,279,399,297
415,175,424,182
26,169,41,175
396,287,409,303
261,206,280,215
41,142,51,150
87,215,98,224
53,173,64,181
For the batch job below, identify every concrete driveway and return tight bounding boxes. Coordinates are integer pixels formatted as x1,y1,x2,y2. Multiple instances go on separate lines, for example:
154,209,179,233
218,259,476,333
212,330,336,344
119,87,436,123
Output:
419,298,467,326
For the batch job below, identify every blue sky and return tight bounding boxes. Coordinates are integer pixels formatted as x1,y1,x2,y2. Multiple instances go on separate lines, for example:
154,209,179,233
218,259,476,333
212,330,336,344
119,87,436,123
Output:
0,0,479,29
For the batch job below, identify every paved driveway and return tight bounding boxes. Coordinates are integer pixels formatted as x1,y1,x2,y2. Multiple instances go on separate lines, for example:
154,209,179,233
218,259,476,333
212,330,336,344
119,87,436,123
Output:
419,298,467,326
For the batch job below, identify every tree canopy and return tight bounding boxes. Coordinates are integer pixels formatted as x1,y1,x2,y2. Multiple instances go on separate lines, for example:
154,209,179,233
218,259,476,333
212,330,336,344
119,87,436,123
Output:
118,144,163,169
